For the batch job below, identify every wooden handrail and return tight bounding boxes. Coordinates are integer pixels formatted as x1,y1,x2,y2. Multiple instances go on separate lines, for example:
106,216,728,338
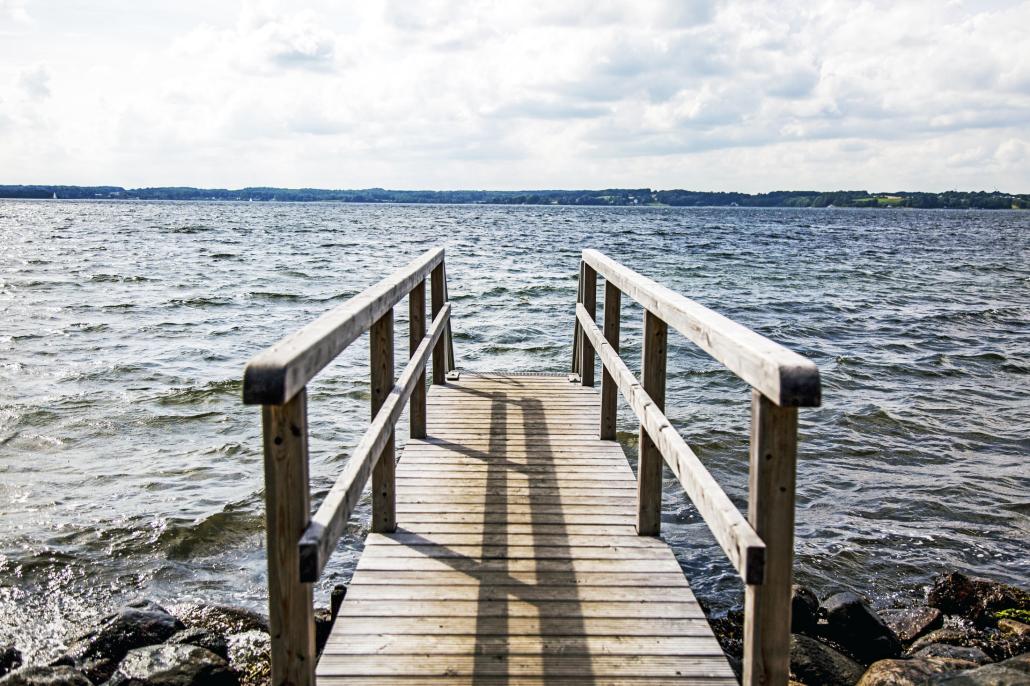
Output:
573,250,820,686
243,247,445,405
244,247,454,686
581,248,820,407
298,304,451,582
576,304,765,583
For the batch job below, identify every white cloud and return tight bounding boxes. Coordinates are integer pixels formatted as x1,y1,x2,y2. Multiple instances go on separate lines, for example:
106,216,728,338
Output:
0,0,1027,191
0,0,30,25
18,65,49,99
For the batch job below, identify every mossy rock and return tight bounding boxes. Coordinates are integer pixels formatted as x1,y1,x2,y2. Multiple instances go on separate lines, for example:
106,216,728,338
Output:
995,609,1030,623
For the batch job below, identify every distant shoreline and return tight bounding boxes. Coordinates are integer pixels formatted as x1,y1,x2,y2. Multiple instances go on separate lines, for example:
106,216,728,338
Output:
1,185,1027,210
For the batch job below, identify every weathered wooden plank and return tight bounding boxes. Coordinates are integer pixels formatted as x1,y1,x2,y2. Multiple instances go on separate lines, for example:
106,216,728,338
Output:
430,262,447,384
354,557,686,574
317,671,729,679
743,390,798,686
408,279,426,438
322,634,721,655
344,580,692,597
637,308,667,536
369,308,395,534
582,248,820,407
364,532,662,547
392,523,641,536
327,616,715,637
317,654,733,678
244,247,443,405
346,570,690,587
334,600,704,619
395,466,633,475
359,544,674,560
261,390,316,686
580,262,597,387
398,495,637,505
395,511,636,524
601,279,622,439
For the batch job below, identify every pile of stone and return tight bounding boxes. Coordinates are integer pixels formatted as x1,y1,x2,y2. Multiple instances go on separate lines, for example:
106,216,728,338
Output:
0,587,345,686
710,570,1029,685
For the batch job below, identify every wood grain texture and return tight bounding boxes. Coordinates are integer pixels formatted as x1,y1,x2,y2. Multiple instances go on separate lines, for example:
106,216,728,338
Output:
431,262,447,384
582,248,820,407
408,279,426,438
317,374,736,684
369,309,396,534
600,280,622,440
262,390,316,686
637,309,667,536
580,263,597,387
743,390,798,686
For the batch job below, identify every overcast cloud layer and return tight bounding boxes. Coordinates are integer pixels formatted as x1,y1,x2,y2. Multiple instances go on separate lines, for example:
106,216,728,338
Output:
1,0,1028,192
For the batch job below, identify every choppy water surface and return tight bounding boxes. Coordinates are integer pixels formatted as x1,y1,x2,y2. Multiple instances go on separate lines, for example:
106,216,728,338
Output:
1,200,1027,659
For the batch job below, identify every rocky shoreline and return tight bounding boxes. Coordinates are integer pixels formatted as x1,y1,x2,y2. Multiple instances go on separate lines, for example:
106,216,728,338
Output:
0,586,346,686
710,571,1030,685
1,572,1026,685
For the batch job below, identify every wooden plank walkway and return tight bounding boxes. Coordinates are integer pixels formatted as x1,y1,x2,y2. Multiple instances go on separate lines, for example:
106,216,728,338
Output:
317,373,737,685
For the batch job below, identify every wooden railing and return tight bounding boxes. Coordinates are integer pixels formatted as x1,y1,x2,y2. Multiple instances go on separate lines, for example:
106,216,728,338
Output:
242,247,455,686
571,249,820,686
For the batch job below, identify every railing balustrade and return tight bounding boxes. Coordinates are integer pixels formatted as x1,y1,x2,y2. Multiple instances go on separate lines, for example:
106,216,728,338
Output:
571,248,821,686
243,247,455,686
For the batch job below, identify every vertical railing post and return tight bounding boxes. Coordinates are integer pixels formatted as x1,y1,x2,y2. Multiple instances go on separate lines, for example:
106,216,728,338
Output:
370,309,396,533
636,310,666,535
579,263,597,387
571,262,583,375
443,262,455,373
409,280,427,438
262,389,316,686
743,390,798,686
600,281,621,440
431,261,447,384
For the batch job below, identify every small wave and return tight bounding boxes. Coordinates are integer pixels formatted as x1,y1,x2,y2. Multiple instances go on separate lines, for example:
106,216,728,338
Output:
88,274,153,283
157,505,264,559
248,291,302,301
156,379,243,406
167,296,233,307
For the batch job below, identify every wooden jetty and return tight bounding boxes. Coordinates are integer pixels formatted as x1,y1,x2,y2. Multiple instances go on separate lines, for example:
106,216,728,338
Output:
243,248,821,685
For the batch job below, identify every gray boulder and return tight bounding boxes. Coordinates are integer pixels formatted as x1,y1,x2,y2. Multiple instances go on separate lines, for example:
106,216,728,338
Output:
106,644,237,686
166,629,229,660
822,592,903,664
0,666,91,686
933,652,1030,684
0,646,22,678
915,643,991,665
167,605,267,636
881,607,943,644
910,627,980,654
58,600,184,683
857,657,978,686
927,572,1030,627
790,633,865,686
225,631,269,686
792,585,819,633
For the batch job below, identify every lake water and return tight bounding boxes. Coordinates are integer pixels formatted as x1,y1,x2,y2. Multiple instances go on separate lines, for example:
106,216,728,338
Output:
1,200,1027,660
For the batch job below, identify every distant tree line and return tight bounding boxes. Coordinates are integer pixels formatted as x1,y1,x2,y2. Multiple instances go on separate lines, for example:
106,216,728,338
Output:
0,185,1025,209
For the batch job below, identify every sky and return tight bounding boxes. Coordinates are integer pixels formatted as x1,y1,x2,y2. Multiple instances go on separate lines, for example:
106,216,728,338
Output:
1,0,1028,192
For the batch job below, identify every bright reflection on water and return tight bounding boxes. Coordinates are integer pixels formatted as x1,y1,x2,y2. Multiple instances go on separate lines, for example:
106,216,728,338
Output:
1,200,1027,660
